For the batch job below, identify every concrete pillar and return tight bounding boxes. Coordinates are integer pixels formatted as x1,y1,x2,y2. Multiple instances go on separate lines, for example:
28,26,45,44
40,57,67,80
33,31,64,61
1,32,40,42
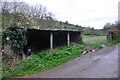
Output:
50,33,53,50
67,33,70,46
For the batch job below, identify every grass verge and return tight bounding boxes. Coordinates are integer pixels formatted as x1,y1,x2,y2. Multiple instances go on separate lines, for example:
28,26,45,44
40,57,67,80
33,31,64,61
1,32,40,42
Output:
105,38,120,46
91,43,103,48
2,44,85,78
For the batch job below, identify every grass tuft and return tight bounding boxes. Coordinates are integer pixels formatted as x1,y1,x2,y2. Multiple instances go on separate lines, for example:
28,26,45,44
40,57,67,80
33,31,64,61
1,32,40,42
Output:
91,43,103,48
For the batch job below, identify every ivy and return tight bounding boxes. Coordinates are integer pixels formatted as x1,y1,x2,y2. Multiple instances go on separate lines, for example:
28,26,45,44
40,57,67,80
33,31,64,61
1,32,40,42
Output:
3,23,27,57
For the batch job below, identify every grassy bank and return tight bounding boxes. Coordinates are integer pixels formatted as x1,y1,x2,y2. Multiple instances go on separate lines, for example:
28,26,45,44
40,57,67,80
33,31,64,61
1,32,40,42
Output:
3,44,85,78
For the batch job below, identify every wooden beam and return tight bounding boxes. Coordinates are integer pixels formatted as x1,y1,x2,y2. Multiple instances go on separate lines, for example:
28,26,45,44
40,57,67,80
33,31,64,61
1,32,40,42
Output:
67,33,70,46
50,33,53,50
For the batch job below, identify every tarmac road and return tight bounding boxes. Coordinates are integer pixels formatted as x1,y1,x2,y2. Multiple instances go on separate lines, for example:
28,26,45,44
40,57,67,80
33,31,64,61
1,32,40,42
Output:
20,44,119,78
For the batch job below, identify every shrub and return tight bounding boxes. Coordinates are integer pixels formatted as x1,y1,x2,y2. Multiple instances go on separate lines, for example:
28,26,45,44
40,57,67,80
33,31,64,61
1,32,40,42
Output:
2,23,27,57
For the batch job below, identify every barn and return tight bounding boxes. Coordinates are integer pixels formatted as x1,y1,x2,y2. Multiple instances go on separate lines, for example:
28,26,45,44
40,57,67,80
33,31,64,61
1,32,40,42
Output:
24,29,82,54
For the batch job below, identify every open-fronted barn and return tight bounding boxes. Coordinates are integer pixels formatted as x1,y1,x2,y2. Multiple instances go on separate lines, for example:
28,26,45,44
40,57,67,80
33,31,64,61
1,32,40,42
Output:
24,29,82,54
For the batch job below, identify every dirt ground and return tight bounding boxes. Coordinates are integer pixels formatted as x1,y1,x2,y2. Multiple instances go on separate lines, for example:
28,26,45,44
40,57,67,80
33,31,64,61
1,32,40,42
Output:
19,43,119,78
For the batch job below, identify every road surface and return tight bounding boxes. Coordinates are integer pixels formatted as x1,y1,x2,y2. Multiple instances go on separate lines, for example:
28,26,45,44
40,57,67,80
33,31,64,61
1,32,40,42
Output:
20,44,119,78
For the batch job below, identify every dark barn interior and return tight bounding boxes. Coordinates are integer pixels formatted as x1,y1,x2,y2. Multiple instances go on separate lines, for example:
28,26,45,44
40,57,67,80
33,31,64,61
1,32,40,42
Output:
70,32,82,43
26,29,50,53
25,29,82,54
54,31,67,47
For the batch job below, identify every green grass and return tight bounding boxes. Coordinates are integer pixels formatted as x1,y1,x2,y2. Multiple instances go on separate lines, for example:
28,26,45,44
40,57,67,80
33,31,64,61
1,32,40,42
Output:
91,43,103,48
82,35,107,49
83,35,107,44
83,35,120,48
2,44,85,78
106,38,120,46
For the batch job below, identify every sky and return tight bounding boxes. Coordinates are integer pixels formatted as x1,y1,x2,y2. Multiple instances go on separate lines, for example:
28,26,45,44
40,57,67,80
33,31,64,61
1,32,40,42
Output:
21,0,119,29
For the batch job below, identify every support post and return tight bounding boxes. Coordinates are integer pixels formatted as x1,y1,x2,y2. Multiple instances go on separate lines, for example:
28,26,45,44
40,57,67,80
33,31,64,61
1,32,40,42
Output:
79,32,82,43
50,33,53,50
67,33,70,46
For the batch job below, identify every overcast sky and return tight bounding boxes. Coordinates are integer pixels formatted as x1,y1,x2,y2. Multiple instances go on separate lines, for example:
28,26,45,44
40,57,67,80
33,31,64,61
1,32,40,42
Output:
22,0,119,29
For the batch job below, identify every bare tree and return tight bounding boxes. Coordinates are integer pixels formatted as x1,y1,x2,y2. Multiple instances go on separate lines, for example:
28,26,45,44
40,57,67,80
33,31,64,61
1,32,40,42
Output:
1,1,10,12
15,2,29,15
1,1,56,29
44,12,55,28
30,4,47,19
